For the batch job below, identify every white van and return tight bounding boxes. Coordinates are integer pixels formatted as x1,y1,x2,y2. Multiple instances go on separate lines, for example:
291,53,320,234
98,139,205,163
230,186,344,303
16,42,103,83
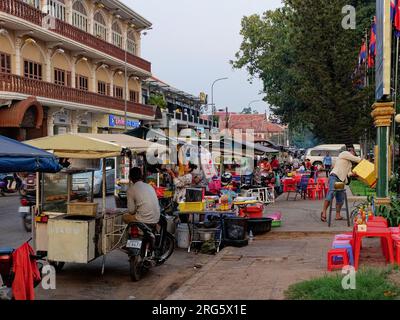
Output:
305,144,362,168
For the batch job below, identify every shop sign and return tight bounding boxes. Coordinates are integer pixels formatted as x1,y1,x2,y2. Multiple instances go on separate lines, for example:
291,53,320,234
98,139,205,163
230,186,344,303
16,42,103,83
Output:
53,109,70,125
78,113,92,127
109,115,141,129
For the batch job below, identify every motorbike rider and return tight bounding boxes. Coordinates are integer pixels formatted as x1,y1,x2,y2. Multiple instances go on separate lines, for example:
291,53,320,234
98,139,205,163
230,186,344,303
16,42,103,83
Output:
123,167,160,226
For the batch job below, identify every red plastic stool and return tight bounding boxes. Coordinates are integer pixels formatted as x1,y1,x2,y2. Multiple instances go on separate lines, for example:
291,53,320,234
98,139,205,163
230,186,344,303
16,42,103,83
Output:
394,240,400,265
327,248,349,271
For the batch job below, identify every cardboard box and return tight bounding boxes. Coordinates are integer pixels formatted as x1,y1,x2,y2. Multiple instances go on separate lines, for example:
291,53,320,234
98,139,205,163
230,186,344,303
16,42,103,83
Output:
352,160,376,187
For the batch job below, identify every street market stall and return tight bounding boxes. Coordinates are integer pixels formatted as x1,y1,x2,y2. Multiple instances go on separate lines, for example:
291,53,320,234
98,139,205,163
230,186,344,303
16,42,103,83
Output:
24,133,167,274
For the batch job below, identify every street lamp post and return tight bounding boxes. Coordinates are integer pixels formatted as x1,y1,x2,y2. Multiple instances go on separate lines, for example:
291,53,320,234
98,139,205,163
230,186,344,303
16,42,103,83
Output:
247,99,263,112
124,42,128,131
210,77,228,126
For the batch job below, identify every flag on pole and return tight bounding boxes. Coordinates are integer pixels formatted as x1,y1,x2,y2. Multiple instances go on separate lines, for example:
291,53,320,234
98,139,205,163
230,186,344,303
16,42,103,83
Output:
359,40,367,65
392,0,396,23
395,0,400,36
368,17,376,67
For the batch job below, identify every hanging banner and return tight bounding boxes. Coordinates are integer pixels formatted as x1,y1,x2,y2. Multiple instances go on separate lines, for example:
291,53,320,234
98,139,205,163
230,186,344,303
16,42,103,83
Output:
376,0,392,100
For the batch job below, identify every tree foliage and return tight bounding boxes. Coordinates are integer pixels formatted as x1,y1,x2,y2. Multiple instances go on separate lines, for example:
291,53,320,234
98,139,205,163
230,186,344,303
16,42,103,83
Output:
148,94,167,109
232,0,375,144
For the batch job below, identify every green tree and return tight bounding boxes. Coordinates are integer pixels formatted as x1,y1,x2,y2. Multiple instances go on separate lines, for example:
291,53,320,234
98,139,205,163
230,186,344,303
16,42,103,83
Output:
148,94,167,110
240,107,252,114
232,0,375,144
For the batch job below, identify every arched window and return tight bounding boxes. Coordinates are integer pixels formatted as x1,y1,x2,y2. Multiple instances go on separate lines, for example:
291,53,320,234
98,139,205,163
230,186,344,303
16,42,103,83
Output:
94,12,107,41
47,0,66,21
112,22,123,48
127,31,136,55
72,1,88,32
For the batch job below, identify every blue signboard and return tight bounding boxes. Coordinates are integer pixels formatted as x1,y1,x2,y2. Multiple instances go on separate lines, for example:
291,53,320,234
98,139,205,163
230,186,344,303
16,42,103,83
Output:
109,115,141,128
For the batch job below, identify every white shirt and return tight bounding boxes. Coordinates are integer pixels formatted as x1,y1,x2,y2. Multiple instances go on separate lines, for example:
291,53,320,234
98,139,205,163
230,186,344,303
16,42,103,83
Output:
127,181,160,224
330,151,361,184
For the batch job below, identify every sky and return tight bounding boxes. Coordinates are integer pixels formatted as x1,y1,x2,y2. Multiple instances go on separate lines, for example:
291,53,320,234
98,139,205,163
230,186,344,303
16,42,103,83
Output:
123,0,283,114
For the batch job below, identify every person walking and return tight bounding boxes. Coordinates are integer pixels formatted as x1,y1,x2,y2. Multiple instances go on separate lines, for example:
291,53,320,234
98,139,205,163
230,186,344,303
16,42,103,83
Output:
320,145,361,222
323,152,333,178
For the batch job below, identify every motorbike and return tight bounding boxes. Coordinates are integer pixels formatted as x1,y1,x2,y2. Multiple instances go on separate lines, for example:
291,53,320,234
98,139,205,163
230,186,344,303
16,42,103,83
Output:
0,174,24,196
123,212,175,282
19,194,36,232
0,240,43,300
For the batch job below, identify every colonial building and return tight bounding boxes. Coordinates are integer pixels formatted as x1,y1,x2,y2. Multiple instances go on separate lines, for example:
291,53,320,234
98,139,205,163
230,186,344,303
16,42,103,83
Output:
0,0,155,140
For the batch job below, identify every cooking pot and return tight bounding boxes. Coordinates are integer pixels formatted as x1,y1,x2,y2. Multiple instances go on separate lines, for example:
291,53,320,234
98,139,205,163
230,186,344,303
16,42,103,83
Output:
197,229,215,241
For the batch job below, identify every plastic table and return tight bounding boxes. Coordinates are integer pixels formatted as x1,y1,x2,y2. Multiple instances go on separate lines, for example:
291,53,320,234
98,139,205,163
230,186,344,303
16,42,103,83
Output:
354,226,395,270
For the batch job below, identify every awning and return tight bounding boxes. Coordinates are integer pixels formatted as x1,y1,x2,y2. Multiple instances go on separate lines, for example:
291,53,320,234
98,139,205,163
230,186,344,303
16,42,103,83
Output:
79,134,169,154
0,98,43,128
25,133,170,160
24,134,122,159
0,135,61,173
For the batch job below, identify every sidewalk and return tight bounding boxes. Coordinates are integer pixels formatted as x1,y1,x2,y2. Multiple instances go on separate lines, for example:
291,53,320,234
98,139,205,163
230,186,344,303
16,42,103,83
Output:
166,189,364,300
265,192,354,233
167,234,331,300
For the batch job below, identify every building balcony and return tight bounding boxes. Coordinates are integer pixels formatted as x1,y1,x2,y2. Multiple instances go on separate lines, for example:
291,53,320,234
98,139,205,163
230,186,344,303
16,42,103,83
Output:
0,72,155,117
0,0,151,74
171,111,218,128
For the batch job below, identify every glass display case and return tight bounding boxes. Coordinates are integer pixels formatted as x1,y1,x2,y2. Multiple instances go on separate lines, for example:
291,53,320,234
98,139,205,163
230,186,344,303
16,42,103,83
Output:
42,171,93,213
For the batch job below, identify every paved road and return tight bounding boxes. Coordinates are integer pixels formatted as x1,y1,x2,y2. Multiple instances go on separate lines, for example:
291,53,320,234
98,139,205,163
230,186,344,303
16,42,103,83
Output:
0,194,213,300
0,194,26,248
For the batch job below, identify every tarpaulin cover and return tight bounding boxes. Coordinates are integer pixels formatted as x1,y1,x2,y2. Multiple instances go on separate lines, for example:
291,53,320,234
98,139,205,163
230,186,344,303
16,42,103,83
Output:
0,135,61,173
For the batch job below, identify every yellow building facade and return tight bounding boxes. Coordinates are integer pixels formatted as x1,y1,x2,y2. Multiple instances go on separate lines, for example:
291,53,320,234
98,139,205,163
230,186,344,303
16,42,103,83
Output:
0,0,154,140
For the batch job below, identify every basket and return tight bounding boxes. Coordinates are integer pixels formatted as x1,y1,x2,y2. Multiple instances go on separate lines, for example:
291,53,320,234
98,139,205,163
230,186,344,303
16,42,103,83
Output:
239,204,263,218
178,201,205,212
272,220,282,227
67,202,98,217
223,217,247,241
247,218,273,235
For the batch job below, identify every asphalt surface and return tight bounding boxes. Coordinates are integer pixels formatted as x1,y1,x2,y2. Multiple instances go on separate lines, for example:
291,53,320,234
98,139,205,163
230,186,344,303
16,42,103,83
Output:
0,194,213,300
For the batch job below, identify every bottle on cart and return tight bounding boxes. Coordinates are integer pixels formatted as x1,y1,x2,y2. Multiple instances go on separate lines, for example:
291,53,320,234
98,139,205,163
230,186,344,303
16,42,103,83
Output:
249,230,254,241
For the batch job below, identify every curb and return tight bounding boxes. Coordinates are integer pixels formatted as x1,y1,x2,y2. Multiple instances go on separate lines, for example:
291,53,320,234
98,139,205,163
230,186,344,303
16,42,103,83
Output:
164,246,232,300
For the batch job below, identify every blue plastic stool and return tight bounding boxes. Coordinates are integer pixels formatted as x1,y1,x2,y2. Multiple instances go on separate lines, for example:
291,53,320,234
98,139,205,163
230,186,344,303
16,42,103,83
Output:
332,243,354,266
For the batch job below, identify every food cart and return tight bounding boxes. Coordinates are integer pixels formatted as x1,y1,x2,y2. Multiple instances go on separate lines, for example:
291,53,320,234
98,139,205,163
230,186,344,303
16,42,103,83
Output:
24,134,167,274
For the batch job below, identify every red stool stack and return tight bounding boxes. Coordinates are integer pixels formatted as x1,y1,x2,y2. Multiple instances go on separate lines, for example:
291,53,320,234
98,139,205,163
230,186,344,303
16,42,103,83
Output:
327,248,349,271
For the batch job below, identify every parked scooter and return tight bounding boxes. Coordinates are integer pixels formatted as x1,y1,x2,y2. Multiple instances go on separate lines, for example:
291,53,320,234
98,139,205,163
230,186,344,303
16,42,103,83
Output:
123,212,175,281
19,194,36,232
0,240,43,300
0,174,23,196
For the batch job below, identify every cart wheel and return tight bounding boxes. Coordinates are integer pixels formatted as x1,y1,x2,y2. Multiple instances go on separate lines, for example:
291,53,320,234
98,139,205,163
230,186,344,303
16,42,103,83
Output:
49,261,65,272
129,255,143,282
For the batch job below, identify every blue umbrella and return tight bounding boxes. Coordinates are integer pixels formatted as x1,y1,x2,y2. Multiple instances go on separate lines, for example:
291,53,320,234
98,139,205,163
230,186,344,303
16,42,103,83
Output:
0,135,61,173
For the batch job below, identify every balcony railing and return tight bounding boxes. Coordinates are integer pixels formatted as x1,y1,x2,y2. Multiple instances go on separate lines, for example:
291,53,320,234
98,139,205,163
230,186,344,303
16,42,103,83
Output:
0,0,151,73
171,111,215,127
0,72,155,117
